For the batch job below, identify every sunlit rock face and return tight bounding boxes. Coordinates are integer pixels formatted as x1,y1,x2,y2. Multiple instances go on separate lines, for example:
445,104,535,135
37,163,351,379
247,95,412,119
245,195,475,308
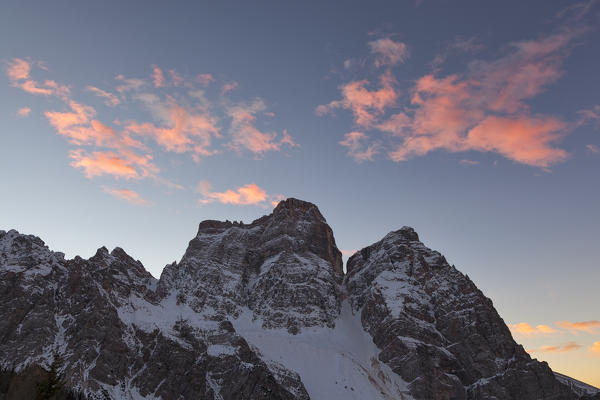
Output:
0,201,588,400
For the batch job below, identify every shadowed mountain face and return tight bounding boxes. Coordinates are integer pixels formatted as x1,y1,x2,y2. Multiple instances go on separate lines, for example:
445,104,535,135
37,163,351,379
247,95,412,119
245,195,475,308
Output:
0,199,592,400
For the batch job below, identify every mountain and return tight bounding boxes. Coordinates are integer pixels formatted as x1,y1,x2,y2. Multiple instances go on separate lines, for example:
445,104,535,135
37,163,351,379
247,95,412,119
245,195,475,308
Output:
0,198,596,400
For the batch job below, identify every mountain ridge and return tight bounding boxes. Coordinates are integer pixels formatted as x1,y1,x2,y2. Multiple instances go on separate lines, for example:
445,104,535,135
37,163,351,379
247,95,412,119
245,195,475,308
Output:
0,198,597,400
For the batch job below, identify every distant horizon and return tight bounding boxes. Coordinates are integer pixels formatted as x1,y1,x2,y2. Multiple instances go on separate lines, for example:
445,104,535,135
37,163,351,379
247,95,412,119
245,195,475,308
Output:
1,0,599,388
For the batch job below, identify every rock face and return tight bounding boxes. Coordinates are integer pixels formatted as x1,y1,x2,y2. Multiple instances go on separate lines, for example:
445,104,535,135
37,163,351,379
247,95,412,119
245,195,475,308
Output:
158,198,343,332
346,227,576,400
0,199,591,400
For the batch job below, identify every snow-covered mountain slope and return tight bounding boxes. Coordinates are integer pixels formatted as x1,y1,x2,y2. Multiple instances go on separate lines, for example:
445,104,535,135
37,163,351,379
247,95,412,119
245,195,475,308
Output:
554,373,600,398
0,199,591,399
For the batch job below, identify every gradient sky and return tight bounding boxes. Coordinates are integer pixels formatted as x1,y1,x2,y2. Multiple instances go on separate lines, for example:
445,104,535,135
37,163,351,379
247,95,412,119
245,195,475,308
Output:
1,0,599,387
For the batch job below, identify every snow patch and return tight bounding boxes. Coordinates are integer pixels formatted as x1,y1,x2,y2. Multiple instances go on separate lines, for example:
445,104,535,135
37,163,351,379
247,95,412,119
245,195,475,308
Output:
232,301,412,400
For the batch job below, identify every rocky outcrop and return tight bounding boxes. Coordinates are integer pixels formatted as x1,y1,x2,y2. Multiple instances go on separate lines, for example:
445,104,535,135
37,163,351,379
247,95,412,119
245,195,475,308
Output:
0,228,309,400
158,198,343,332
0,200,592,399
345,227,576,400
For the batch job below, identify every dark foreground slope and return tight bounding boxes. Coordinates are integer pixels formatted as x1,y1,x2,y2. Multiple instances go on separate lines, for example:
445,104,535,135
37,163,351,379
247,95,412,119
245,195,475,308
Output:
0,199,593,399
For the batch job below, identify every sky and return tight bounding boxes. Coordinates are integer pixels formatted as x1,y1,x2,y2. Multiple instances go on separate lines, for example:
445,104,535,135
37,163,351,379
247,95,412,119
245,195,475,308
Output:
1,0,599,387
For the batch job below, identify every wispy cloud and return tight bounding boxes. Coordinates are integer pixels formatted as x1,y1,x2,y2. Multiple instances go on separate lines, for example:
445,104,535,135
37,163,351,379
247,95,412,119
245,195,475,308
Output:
319,8,595,168
7,59,293,201
556,320,600,334
152,65,165,88
221,81,238,95
432,35,485,70
227,99,296,156
6,58,31,81
115,74,145,93
578,105,600,126
197,181,282,207
527,341,581,354
368,38,410,67
316,70,398,128
126,98,220,157
587,144,599,153
70,150,146,179
6,58,70,98
339,131,379,162
103,187,150,205
589,341,600,356
509,322,558,336
86,86,120,107
196,73,215,87
45,100,144,151
16,107,31,117
169,69,184,87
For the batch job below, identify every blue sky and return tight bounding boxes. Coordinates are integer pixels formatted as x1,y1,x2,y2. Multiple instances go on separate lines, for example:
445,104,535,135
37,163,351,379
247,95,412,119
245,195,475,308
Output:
1,0,599,386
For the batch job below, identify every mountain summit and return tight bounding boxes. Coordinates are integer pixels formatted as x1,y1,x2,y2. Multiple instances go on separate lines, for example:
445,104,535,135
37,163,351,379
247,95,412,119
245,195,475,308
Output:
0,199,596,399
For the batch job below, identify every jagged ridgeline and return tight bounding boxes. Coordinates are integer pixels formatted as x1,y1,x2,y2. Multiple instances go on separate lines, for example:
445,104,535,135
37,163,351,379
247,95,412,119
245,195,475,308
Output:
0,199,597,400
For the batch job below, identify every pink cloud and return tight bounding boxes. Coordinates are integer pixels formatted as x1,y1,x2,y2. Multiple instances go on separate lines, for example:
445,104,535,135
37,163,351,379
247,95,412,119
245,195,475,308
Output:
44,101,144,152
432,36,485,70
152,65,165,88
197,181,274,206
384,73,569,167
196,73,215,87
368,38,410,67
6,58,31,81
270,194,286,207
322,21,586,168
527,341,581,354
586,144,599,153
16,107,31,117
6,58,70,98
317,71,398,128
465,115,568,168
280,129,298,148
451,36,485,53
221,81,238,95
126,100,220,156
103,187,150,206
556,320,600,334
471,33,569,114
227,100,296,155
386,33,572,167
10,57,293,191
86,86,120,107
589,341,600,356
69,150,142,179
115,74,144,93
509,322,558,337
578,105,600,126
18,80,54,96
339,131,379,162
169,69,184,87
44,101,97,142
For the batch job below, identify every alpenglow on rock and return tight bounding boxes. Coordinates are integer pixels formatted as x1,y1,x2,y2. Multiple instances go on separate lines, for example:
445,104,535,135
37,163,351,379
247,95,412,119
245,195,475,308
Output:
0,199,595,400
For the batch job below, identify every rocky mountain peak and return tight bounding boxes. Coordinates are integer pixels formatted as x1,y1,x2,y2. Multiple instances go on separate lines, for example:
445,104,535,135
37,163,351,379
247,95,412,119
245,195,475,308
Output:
159,198,344,332
387,226,420,242
0,229,64,267
0,202,591,400
265,198,342,275
272,197,324,218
